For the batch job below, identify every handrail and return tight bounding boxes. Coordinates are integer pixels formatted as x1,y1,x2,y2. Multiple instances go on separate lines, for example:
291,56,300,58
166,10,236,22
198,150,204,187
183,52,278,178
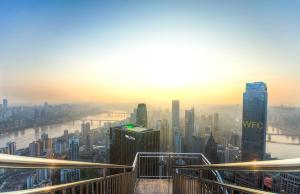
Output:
0,176,105,194
0,173,132,194
0,154,131,169
174,157,300,172
198,177,274,194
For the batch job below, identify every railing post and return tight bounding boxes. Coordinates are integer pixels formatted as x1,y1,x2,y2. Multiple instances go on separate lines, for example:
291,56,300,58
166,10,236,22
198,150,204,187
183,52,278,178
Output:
103,168,107,194
80,184,83,194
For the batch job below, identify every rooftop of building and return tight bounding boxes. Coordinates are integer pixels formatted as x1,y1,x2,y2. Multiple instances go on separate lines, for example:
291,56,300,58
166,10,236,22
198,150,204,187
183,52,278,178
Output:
123,124,155,133
111,123,158,133
246,82,267,91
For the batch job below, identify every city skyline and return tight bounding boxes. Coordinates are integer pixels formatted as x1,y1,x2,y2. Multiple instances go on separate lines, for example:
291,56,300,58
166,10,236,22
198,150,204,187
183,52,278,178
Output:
1,1,300,105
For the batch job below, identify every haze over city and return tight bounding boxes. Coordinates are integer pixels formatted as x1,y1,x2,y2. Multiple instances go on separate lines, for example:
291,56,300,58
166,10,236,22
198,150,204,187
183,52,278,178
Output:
1,1,300,105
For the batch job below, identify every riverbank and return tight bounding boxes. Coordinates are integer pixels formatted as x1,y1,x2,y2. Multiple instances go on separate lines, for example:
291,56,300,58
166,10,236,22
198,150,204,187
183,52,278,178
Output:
0,111,104,135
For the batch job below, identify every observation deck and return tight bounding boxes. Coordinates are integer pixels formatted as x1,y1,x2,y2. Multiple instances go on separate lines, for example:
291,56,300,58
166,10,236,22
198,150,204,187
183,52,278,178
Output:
0,152,299,194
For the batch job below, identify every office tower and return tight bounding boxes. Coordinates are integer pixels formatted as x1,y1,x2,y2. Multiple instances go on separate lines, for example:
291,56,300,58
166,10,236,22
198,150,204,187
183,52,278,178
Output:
172,100,180,130
85,133,92,151
172,100,180,151
174,131,183,153
69,137,79,161
63,130,69,142
272,173,300,193
29,141,41,157
156,119,169,152
213,113,219,136
184,108,195,152
40,134,52,154
191,135,201,153
136,103,147,127
3,99,8,113
81,122,90,148
225,145,240,163
202,133,218,164
54,139,67,154
6,141,16,155
236,82,267,190
109,124,160,165
241,82,268,162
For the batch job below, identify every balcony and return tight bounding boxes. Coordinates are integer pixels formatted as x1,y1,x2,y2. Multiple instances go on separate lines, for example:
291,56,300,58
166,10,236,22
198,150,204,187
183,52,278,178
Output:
0,153,299,194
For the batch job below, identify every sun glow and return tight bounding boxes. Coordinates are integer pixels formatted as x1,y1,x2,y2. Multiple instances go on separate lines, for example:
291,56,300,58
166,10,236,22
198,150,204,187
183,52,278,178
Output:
95,41,240,90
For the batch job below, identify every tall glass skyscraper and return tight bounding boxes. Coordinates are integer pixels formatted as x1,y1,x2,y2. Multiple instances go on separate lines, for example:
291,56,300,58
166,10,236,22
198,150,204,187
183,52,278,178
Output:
172,100,180,152
184,108,195,152
136,103,148,127
241,82,268,162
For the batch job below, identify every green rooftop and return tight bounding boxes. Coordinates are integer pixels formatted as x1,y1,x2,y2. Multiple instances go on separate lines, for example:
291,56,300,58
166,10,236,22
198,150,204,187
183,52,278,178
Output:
124,124,151,132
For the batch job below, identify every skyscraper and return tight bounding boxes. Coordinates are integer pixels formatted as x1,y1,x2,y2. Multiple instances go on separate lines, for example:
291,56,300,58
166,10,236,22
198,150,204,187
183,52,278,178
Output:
2,99,8,113
41,133,52,154
6,141,16,155
172,100,180,152
213,113,219,137
81,122,90,148
109,124,160,165
184,108,195,152
136,103,147,127
156,119,169,152
241,82,268,161
69,137,80,161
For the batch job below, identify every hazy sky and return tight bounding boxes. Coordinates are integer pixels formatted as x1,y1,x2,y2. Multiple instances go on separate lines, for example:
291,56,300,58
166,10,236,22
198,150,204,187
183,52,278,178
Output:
1,0,300,105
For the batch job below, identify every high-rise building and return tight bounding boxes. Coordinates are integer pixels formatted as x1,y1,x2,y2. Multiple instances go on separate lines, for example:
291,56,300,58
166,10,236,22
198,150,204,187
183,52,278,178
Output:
109,124,160,165
85,133,92,151
272,173,300,194
54,139,67,154
202,133,218,164
241,82,268,162
174,131,183,153
29,141,41,157
156,119,169,152
2,99,8,113
213,113,219,136
69,137,79,161
41,134,52,154
6,141,16,155
225,145,240,163
172,100,180,151
81,122,91,148
136,103,147,127
63,130,69,142
184,108,195,152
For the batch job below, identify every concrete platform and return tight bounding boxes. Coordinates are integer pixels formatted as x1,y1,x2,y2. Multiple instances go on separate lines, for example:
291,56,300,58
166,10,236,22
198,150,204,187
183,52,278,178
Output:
134,179,172,194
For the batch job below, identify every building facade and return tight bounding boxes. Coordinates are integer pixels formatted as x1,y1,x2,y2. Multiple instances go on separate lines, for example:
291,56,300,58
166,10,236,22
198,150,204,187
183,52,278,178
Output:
109,124,160,166
241,82,268,162
184,108,195,152
136,104,148,127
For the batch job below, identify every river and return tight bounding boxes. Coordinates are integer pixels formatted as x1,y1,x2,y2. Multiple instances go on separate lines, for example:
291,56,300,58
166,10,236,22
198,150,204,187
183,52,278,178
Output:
0,113,125,149
266,126,300,159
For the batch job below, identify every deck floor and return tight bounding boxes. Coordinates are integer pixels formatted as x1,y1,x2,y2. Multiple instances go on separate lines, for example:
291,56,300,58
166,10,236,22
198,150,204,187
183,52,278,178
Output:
134,179,173,194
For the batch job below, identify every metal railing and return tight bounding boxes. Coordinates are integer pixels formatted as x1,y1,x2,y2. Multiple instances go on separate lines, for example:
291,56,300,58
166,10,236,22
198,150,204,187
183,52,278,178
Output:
0,154,133,194
1,172,134,194
1,153,300,194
